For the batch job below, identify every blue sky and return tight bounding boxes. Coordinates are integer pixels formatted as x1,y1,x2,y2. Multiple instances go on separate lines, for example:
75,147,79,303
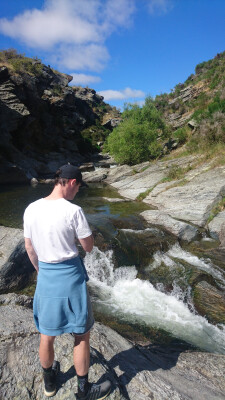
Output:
0,0,224,109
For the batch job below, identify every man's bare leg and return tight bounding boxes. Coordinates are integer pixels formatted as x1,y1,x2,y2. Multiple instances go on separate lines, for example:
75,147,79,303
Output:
73,332,90,376
39,334,55,368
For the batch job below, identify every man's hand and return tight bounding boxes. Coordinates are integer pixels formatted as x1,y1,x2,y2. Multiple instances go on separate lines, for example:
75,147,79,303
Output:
24,238,39,272
79,235,94,253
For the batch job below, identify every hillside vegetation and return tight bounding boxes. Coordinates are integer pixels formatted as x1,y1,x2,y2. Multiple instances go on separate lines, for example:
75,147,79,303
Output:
105,51,225,165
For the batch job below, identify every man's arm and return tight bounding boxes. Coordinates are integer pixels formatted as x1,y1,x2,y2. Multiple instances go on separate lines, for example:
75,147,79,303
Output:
79,234,94,253
24,238,39,272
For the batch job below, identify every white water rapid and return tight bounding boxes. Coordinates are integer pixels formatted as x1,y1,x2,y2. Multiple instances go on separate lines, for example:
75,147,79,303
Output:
84,246,225,354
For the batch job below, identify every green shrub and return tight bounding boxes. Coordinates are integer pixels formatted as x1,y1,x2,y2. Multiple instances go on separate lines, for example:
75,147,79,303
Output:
173,127,188,145
105,97,168,165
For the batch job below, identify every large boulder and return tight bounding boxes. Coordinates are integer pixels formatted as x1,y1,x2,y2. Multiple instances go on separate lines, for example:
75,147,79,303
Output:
0,226,34,294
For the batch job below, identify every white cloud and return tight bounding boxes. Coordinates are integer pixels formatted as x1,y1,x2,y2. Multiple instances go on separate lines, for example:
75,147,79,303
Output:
147,0,173,15
52,43,109,71
98,87,145,101
0,0,135,71
70,73,101,85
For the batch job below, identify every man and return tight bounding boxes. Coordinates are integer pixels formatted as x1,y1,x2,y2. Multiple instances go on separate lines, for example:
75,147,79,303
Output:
24,164,111,400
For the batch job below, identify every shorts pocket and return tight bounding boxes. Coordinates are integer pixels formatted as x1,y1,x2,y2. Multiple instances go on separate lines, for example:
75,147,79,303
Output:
38,296,75,330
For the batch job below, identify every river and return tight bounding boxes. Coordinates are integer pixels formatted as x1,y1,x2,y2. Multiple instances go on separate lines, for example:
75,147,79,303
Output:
1,182,225,354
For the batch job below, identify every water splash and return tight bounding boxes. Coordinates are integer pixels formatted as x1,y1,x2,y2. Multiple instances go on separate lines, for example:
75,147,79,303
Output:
168,243,225,287
84,247,225,354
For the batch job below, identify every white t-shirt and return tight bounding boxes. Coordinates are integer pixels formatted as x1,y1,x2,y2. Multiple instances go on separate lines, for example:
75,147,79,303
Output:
23,198,92,263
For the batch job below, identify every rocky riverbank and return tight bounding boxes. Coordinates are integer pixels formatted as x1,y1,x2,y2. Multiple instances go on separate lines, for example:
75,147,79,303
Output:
82,154,225,244
1,293,225,400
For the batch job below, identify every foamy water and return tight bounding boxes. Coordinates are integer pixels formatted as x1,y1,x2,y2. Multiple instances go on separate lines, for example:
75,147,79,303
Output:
85,246,225,354
150,243,225,288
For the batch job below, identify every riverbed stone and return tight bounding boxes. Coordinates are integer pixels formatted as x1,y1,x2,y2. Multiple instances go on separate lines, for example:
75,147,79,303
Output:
0,226,34,294
140,210,199,242
82,168,109,182
208,210,225,240
193,281,225,324
0,294,224,400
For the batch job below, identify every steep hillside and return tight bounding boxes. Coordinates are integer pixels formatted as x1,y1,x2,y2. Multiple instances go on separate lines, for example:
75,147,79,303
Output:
0,49,120,183
106,51,225,165
155,51,225,152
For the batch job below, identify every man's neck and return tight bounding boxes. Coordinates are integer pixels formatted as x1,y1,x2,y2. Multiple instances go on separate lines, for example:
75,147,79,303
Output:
45,185,65,200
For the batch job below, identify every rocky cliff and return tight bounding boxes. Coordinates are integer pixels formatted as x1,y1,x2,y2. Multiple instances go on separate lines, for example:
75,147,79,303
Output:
155,51,225,143
0,50,120,183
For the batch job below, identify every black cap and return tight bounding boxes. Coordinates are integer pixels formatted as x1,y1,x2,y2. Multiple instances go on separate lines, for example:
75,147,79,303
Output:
57,164,87,186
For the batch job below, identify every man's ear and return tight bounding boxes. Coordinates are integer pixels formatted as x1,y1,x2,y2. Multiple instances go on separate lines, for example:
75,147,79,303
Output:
70,179,77,186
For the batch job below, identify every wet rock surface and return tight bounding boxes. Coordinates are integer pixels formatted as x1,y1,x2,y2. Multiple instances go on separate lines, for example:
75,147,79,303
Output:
193,280,225,324
0,294,225,400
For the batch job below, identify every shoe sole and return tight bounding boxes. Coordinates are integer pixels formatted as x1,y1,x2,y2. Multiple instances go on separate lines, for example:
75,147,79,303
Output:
97,388,111,400
44,360,60,397
44,388,57,397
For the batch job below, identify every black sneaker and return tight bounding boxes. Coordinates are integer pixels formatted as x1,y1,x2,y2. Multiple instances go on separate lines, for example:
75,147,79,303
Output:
43,360,60,397
75,379,111,400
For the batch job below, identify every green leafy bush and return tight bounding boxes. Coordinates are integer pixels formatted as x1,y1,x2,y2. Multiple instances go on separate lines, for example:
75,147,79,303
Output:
173,127,188,145
105,97,168,164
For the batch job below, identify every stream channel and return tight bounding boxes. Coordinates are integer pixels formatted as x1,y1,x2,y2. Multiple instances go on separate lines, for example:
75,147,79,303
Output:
1,182,225,355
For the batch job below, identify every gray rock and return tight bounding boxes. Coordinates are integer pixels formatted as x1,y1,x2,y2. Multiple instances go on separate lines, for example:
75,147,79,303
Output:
82,169,109,183
140,210,199,242
0,299,121,400
193,281,225,324
144,166,225,227
208,211,225,240
0,295,224,400
0,227,34,294
0,63,118,183
219,221,225,247
31,177,39,185
91,322,225,400
80,162,95,172
106,156,196,200
103,198,128,203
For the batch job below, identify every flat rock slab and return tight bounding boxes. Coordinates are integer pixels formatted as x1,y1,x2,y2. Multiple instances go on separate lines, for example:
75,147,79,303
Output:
92,322,225,400
144,166,225,227
105,156,196,200
0,299,121,400
1,294,224,400
140,210,199,242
